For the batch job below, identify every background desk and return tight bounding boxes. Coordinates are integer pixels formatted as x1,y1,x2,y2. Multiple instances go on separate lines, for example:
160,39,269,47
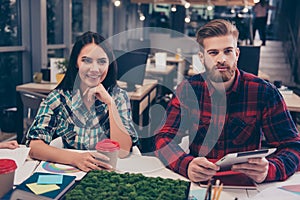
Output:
15,79,157,143
150,56,186,85
145,64,176,96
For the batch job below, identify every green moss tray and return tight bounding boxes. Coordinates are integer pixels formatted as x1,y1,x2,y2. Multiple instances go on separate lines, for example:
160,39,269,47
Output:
65,170,190,200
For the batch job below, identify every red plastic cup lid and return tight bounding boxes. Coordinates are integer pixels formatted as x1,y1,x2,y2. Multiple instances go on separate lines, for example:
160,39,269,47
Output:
96,139,120,152
0,159,17,174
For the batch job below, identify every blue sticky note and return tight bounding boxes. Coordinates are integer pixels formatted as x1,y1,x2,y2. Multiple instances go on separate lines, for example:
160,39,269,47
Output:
189,189,206,200
37,174,63,185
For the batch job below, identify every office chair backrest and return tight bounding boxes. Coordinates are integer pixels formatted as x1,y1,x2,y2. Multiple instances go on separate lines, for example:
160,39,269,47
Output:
237,46,261,75
127,39,151,55
19,90,47,112
19,90,47,143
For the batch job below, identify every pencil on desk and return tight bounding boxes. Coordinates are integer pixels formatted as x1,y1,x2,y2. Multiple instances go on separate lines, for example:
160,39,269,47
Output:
215,183,223,200
204,179,212,200
208,182,212,200
212,179,220,200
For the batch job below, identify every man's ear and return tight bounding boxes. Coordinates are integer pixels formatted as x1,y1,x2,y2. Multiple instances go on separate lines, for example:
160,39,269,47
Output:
198,52,204,64
236,47,240,60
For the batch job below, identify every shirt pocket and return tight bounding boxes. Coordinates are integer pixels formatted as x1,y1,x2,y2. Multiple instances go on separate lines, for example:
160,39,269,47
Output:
61,124,79,149
192,116,211,142
228,116,257,146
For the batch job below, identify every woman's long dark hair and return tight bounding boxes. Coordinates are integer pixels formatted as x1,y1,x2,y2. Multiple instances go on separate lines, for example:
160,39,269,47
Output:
56,31,117,91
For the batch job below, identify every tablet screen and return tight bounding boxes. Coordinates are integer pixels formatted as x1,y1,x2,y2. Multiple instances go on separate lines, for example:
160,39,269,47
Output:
216,148,276,171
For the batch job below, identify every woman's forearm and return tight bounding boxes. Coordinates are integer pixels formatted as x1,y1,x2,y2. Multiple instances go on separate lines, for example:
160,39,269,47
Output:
29,140,77,165
107,102,132,158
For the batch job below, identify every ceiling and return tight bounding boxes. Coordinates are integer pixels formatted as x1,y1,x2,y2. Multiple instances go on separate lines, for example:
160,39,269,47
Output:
130,0,255,6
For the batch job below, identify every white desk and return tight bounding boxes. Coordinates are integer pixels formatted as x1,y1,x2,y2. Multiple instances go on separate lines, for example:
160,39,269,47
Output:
14,148,300,200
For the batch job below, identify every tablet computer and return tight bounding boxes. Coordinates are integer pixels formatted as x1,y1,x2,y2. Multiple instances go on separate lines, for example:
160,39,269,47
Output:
215,148,277,171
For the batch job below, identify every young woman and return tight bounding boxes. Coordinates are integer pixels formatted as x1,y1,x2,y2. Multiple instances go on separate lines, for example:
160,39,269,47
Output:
26,32,138,172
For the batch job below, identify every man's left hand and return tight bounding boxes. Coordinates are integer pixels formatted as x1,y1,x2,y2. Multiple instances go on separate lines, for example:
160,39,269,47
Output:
231,157,269,183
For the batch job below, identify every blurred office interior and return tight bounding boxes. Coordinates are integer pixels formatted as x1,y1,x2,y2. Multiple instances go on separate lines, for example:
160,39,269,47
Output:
1,0,300,142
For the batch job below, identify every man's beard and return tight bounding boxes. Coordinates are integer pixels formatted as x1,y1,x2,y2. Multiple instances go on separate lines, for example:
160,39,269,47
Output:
205,64,236,83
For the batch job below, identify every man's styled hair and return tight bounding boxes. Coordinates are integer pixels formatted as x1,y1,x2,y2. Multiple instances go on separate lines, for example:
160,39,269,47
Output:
196,19,239,48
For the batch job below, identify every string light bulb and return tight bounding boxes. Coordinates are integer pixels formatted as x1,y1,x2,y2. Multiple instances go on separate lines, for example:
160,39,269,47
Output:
185,15,191,23
139,13,145,21
207,0,213,11
137,3,145,21
230,7,235,14
181,0,190,9
242,7,249,13
184,2,190,9
171,5,177,12
242,0,249,13
207,5,213,11
113,0,121,7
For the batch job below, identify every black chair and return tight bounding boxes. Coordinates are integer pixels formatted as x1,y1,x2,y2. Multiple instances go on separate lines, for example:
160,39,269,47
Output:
238,46,261,75
19,90,47,142
127,39,151,55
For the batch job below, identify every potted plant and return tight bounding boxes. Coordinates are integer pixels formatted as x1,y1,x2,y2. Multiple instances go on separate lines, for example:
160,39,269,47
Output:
55,59,68,84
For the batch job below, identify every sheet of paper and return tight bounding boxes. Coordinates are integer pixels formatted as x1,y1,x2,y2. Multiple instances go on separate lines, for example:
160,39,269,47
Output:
34,160,86,181
37,174,63,185
14,160,40,185
243,187,300,200
0,146,30,168
155,52,167,70
116,154,165,174
26,183,60,195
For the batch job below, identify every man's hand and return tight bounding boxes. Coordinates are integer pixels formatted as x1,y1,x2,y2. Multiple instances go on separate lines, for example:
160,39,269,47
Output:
231,157,269,183
70,152,112,172
187,157,220,182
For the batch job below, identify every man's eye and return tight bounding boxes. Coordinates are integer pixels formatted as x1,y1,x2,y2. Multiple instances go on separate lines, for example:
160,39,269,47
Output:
82,57,93,64
224,49,233,54
209,51,218,55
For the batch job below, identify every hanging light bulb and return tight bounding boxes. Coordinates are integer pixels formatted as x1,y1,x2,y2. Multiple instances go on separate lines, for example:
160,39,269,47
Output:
242,0,249,13
139,13,145,21
184,2,190,9
137,3,145,21
207,0,213,11
230,8,235,14
185,15,191,23
171,5,177,12
242,7,249,13
181,0,190,9
114,0,121,7
207,5,213,11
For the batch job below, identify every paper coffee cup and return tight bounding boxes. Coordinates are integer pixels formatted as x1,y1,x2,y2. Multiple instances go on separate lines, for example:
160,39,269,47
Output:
0,159,17,198
95,139,120,169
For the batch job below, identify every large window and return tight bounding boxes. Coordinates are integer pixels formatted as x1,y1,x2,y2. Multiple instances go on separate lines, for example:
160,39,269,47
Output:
0,0,21,46
47,0,64,44
72,0,83,42
0,0,23,109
